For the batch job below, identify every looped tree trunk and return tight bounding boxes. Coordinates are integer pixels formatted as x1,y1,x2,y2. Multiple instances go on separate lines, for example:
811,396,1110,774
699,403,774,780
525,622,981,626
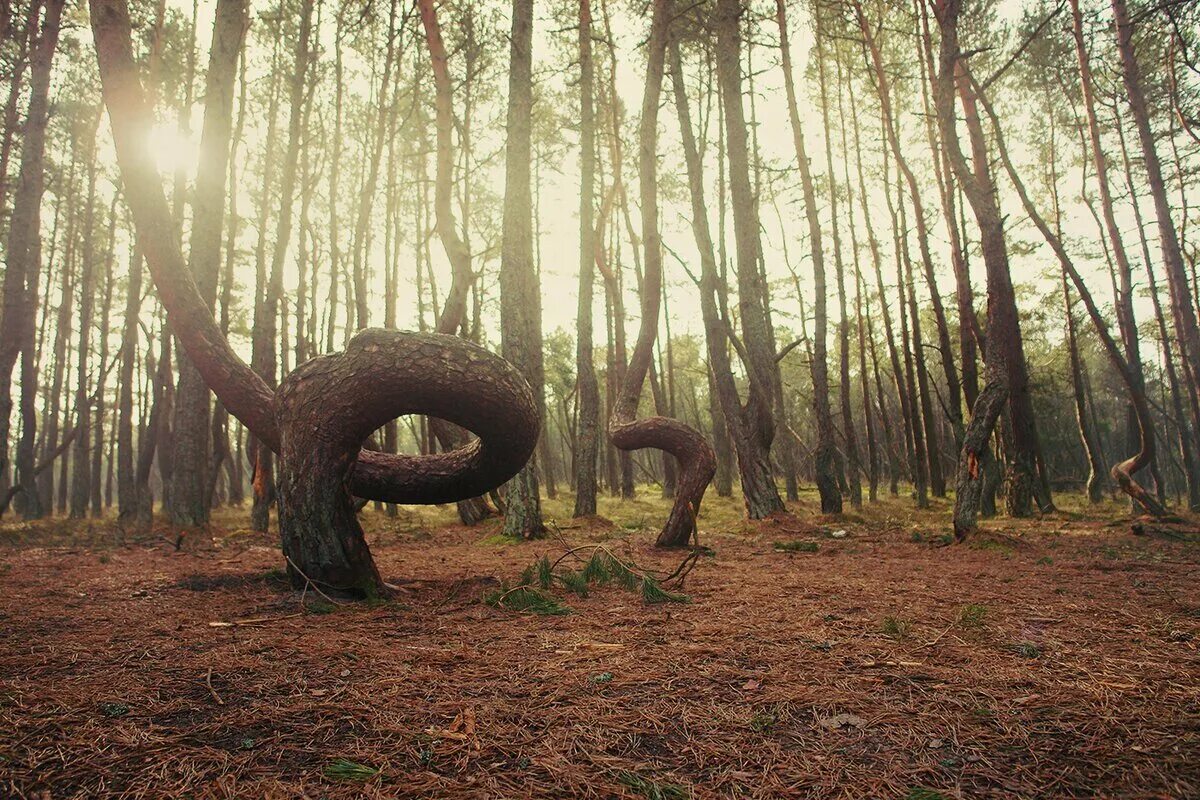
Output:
90,0,539,598
277,330,538,594
608,0,715,548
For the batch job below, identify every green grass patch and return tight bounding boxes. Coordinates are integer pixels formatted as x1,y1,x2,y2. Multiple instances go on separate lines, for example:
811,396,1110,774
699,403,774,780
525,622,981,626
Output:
324,759,379,782
749,709,778,732
906,789,949,800
614,769,689,800
881,616,911,640
1013,641,1043,659
485,586,572,616
774,540,819,553
959,603,988,627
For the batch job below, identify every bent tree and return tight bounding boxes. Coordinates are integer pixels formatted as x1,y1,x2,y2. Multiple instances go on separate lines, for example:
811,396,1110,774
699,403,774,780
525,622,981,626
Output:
609,0,716,547
90,0,539,597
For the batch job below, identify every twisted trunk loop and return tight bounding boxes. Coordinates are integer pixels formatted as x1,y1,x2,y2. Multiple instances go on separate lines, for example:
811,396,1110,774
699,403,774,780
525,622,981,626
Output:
91,0,539,596
610,0,715,547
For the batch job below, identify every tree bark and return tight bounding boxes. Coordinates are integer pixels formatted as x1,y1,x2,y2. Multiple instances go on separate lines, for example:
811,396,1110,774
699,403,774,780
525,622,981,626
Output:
418,0,499,526
972,72,1166,516
573,0,601,519
499,0,546,539
814,8,862,507
1111,0,1200,461
930,0,1050,521
670,34,772,522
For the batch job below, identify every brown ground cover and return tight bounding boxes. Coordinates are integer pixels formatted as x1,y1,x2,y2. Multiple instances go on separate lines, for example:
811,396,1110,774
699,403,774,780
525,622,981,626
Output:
1,491,1197,799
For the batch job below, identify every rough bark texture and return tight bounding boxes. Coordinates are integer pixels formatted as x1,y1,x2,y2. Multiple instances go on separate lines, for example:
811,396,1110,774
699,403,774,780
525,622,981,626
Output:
91,0,540,596
814,12,862,508
418,0,497,526
116,248,142,521
609,0,715,548
1063,276,1106,502
498,0,545,539
859,1,962,472
278,331,538,594
1110,0,1200,459
670,36,768,522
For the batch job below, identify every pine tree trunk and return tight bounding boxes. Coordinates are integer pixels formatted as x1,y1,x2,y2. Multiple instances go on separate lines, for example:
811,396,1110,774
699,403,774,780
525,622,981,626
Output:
777,0,839,513
608,0,715,546
0,0,63,511
814,10,861,507
670,36,772,520
930,0,1051,532
169,0,247,526
498,0,546,539
573,1,600,518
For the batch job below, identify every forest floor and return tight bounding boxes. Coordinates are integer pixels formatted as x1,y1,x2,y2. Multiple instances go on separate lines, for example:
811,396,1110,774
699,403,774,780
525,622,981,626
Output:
1,488,1198,799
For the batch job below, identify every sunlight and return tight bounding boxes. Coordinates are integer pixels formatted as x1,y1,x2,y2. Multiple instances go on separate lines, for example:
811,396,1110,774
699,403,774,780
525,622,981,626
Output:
147,122,199,177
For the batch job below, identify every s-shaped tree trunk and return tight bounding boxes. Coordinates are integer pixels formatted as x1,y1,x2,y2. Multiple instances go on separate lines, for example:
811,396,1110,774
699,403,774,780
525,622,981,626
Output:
609,0,715,547
91,0,539,598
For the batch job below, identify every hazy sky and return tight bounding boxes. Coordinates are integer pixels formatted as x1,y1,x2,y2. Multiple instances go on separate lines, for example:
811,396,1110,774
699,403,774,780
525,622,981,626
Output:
128,0,1184,366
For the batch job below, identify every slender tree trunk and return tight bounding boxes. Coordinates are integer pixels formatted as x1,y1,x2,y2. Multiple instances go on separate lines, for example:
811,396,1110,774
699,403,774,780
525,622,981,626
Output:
671,35,772,521
971,71,1166,516
418,0,498,526
90,200,116,516
776,0,839,512
573,0,601,518
70,134,101,520
498,0,545,539
1111,0,1200,461
0,0,63,507
1063,275,1105,502
169,0,247,526
858,1,963,472
117,244,141,520
609,0,715,547
815,9,861,507
1069,0,1149,505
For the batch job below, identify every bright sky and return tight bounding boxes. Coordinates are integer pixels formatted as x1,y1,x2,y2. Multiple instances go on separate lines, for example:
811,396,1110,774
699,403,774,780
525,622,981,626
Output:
105,0,1190,371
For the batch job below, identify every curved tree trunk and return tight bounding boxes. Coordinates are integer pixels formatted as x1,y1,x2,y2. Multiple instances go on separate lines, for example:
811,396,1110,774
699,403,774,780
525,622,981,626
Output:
609,0,715,548
418,0,498,527
1063,275,1106,502
971,73,1166,517
91,0,539,597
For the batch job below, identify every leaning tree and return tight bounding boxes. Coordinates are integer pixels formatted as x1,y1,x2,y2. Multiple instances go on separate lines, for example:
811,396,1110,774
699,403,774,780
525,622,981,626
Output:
608,0,716,547
90,0,539,598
